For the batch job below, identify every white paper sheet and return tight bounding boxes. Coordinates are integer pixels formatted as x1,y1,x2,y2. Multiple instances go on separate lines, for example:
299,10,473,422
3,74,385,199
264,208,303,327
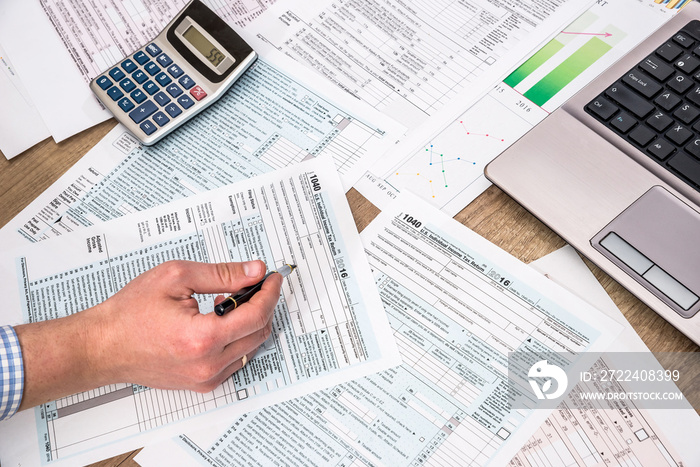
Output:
239,0,594,131
516,245,700,467
0,0,277,145
354,0,679,215
135,193,623,467
0,44,51,159
0,158,401,467
0,51,404,253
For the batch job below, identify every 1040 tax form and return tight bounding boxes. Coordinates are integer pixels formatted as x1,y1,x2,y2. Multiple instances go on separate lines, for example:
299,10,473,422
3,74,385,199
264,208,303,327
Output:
135,192,624,467
0,158,400,467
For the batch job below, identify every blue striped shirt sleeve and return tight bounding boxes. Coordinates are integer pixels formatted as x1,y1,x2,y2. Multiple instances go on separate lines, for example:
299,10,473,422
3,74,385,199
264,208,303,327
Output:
0,325,24,421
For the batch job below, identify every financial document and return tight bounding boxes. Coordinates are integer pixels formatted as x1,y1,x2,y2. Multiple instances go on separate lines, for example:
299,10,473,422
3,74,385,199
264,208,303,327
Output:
521,246,700,467
241,0,593,129
0,53,403,251
135,192,623,467
354,0,678,215
0,44,50,159
0,158,400,467
0,0,276,143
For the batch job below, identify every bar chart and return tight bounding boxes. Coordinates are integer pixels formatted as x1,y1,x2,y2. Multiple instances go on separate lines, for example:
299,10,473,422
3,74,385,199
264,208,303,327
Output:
504,10,626,112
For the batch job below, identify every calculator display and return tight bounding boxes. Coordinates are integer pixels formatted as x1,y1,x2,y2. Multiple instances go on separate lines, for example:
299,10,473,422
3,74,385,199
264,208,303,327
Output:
182,25,226,67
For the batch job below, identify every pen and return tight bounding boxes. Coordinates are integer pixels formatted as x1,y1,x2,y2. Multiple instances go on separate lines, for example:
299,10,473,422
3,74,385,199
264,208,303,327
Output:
214,263,297,316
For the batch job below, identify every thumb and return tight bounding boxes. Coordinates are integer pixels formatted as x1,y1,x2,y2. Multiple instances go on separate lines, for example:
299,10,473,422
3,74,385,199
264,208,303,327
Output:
167,260,267,295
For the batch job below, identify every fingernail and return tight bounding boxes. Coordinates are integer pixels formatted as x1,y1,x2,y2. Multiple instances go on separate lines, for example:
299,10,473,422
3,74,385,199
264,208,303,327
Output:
243,260,263,278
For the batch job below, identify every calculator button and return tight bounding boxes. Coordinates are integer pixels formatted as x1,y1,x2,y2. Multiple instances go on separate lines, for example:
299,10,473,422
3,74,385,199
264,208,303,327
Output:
143,80,159,95
165,103,182,118
152,111,170,127
177,94,194,109
155,72,172,86
96,76,112,90
133,50,149,65
145,43,162,57
108,68,126,81
121,59,138,73
167,64,184,78
132,70,148,84
178,75,195,90
117,97,135,112
144,61,161,76
129,100,158,123
119,78,136,93
130,89,147,104
154,91,171,106
140,120,157,135
190,86,207,101
166,83,183,98
156,53,173,67
107,87,124,101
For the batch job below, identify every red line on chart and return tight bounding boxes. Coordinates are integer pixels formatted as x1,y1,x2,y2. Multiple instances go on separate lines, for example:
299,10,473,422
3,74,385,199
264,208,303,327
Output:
459,121,505,142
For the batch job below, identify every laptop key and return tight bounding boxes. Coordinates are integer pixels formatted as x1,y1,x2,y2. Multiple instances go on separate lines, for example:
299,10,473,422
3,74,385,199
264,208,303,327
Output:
673,103,700,124
629,125,656,147
666,124,693,145
622,71,662,98
640,56,674,82
654,91,681,111
657,41,683,62
673,32,694,49
666,73,695,94
687,86,700,107
667,73,693,94
611,112,637,133
605,83,654,118
647,111,673,132
669,152,700,187
648,138,675,160
675,54,700,74
685,138,700,158
587,96,618,120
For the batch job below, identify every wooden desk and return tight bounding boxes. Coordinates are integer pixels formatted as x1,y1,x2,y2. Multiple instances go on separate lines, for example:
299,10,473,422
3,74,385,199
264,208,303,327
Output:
1,120,698,466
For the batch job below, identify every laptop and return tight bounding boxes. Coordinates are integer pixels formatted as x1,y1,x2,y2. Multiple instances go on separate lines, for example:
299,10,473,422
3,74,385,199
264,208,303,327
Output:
485,2,700,344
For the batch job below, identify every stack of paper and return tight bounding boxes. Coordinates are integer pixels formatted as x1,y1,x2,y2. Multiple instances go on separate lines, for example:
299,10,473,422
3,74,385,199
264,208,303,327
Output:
1,0,698,466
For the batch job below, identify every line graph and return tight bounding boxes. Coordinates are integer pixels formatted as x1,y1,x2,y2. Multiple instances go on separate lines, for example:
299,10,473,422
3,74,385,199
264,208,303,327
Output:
388,119,506,199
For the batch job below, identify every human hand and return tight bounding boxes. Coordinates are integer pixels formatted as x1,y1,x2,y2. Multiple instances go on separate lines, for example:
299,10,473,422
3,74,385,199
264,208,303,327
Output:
92,260,283,392
15,260,283,410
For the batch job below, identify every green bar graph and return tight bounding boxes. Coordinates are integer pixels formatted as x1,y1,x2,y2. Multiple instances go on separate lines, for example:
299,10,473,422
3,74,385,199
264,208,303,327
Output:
524,37,612,107
504,39,565,88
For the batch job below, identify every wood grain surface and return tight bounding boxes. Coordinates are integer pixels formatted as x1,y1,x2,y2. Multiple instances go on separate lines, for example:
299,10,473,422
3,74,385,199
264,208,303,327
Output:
1,120,697,466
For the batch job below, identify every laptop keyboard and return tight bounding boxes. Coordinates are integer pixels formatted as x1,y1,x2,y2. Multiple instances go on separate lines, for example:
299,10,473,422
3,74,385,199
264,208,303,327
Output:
585,21,700,192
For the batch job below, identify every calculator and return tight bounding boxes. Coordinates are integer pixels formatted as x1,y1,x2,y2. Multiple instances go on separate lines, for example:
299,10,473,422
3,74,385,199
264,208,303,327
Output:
90,0,257,145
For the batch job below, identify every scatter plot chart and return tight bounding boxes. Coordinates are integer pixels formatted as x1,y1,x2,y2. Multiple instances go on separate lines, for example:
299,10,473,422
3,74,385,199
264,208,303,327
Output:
380,95,530,213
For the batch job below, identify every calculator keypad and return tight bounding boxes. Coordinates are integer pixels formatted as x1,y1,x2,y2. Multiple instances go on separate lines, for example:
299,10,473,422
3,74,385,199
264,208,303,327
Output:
95,42,205,137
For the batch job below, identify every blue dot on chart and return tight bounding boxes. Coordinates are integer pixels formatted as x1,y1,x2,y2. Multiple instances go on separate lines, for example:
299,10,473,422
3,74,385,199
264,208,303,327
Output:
430,163,432,165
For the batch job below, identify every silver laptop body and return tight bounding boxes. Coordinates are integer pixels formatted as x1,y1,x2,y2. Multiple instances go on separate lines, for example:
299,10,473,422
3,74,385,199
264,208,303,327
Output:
486,2,700,344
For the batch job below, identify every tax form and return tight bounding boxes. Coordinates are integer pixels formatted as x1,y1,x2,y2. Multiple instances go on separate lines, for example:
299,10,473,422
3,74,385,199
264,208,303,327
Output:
515,246,700,467
240,0,593,129
0,52,403,251
135,192,624,467
0,158,400,467
0,0,276,143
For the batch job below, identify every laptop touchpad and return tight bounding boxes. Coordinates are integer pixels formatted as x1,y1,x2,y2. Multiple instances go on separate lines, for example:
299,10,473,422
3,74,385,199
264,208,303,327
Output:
591,186,700,318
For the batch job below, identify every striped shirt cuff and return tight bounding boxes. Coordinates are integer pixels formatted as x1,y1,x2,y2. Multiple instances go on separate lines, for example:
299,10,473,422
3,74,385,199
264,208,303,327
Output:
0,325,24,421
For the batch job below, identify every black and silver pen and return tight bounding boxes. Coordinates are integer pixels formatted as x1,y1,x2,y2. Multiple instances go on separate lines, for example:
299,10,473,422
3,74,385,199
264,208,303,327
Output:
214,263,296,316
